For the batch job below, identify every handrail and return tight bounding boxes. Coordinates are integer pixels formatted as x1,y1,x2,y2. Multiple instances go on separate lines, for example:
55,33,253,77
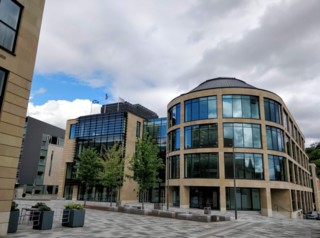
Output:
274,204,291,213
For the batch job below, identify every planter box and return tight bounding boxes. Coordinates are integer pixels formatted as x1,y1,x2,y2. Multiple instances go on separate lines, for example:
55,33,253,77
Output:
7,211,20,233
116,201,121,207
177,213,193,221
133,209,149,215
159,211,175,218
62,210,85,227
33,211,54,230
109,207,118,212
192,215,210,223
118,206,125,212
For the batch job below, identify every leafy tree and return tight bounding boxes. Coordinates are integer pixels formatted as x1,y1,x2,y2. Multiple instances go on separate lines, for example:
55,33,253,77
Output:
74,147,101,206
306,142,320,177
126,130,164,209
98,143,129,207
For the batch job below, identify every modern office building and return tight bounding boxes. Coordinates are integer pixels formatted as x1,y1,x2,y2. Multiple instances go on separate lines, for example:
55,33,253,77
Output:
166,77,312,218
17,117,65,195
309,163,320,212
58,102,160,202
0,0,45,235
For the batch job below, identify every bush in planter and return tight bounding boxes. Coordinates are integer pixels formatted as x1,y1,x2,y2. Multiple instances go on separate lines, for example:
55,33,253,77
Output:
8,201,20,233
32,202,47,209
33,204,54,230
62,203,86,227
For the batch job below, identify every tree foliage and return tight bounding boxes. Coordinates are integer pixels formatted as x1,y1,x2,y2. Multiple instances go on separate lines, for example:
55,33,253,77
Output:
74,147,100,206
98,143,129,206
126,130,164,209
306,142,320,177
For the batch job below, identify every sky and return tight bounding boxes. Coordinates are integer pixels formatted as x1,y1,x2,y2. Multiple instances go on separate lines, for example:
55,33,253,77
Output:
28,0,320,147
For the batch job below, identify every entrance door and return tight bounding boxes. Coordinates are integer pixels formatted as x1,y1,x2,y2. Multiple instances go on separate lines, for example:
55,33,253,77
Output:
173,187,180,206
190,187,220,210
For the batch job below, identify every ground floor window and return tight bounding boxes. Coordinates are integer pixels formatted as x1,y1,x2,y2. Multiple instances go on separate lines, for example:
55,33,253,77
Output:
64,185,73,200
226,187,260,210
173,187,180,207
190,187,219,210
77,185,117,202
139,184,166,203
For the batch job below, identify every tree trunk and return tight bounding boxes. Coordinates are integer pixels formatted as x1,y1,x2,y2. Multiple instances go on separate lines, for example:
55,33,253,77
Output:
110,188,113,207
118,186,120,201
142,190,145,210
84,185,87,206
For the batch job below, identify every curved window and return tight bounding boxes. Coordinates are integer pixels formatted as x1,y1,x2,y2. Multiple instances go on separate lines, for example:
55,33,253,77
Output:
185,96,217,122
226,188,261,210
185,153,219,178
169,155,180,179
168,129,180,152
185,124,218,149
268,155,287,181
223,123,261,148
223,95,259,119
224,153,264,180
168,104,180,127
283,111,288,130
266,126,284,152
286,135,291,157
264,98,282,125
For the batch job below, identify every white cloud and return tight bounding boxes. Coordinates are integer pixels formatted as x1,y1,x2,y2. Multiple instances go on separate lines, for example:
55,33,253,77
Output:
27,99,101,129
34,88,46,94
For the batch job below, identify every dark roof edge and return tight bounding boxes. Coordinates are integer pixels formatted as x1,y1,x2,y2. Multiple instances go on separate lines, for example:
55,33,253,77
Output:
192,77,256,90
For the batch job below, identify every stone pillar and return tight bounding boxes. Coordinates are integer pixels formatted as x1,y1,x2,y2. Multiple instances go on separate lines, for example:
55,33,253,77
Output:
72,185,78,200
220,186,226,211
180,186,189,209
43,185,47,194
260,188,272,217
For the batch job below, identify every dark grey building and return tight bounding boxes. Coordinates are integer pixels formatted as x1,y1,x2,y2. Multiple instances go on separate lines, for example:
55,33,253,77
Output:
18,117,65,194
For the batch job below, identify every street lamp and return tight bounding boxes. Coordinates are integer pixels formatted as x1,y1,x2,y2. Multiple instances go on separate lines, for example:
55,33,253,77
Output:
167,152,170,210
232,139,237,220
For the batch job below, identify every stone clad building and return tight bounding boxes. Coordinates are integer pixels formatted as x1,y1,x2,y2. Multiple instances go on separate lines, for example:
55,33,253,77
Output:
0,0,45,235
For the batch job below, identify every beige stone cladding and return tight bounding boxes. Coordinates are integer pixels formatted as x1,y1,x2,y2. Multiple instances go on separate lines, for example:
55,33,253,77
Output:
43,144,64,187
57,119,77,198
166,87,312,217
0,0,45,235
309,163,320,212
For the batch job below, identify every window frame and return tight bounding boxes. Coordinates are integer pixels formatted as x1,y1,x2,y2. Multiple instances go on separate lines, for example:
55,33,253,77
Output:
265,125,285,152
264,97,282,125
184,96,217,123
0,0,24,55
184,153,219,179
0,66,9,112
184,123,218,149
136,121,141,137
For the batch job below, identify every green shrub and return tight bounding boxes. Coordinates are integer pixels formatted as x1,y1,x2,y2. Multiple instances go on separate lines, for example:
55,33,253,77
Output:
11,201,19,211
38,204,52,211
65,203,84,210
32,202,46,208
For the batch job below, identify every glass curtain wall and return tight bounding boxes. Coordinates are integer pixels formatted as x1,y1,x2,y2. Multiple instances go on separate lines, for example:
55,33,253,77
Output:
185,124,218,149
283,111,288,130
286,135,291,156
264,98,282,124
289,120,293,137
222,95,259,119
268,155,287,181
224,153,264,180
292,190,296,211
266,126,285,152
289,161,293,183
168,129,180,152
185,153,219,178
169,155,180,179
168,104,180,127
226,188,261,210
190,187,220,210
292,141,296,159
223,123,261,148
185,96,217,122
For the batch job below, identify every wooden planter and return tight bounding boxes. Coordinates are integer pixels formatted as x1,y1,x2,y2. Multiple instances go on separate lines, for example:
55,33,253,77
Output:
33,211,54,230
7,211,20,233
62,210,85,227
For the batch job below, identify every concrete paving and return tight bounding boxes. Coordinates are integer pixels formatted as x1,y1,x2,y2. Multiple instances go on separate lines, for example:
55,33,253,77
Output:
4,200,320,237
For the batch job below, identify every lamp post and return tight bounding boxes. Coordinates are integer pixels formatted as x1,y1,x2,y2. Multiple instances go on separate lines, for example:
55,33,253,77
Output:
167,153,170,210
232,139,237,220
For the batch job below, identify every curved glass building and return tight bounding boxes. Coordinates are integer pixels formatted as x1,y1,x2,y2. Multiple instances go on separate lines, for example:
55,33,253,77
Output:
167,77,312,217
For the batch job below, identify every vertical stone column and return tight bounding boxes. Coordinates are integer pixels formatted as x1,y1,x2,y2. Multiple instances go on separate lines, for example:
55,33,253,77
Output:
180,186,189,209
72,185,78,201
220,186,226,211
260,188,272,217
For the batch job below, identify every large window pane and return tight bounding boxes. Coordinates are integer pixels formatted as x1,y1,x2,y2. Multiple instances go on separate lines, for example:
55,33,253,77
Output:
235,153,245,179
243,127,253,147
226,188,260,211
254,155,264,179
185,102,191,122
241,188,252,210
224,153,234,179
185,127,192,149
264,98,282,124
252,189,261,210
268,155,286,181
185,153,219,178
0,22,15,51
234,126,244,147
185,96,217,122
199,99,208,120
251,97,259,119
242,98,251,118
168,129,180,152
185,124,218,149
224,123,261,148
268,155,275,180
224,126,233,148
223,96,232,117
233,98,242,118
191,99,199,121
266,126,285,152
223,95,259,119
208,97,217,118
245,154,255,179
168,104,180,127
0,0,21,29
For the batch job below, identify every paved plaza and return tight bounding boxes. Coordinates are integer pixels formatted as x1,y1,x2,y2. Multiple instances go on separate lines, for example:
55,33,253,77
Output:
3,200,320,238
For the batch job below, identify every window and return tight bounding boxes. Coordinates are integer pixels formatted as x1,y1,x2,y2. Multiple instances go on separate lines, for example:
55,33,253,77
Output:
168,129,180,152
283,111,288,130
292,190,296,211
185,96,217,122
0,0,22,53
289,120,293,137
268,155,287,181
136,121,141,137
226,187,260,210
291,141,296,159
185,153,219,178
69,124,76,139
224,123,261,148
0,68,8,112
266,126,284,152
224,153,264,180
286,135,291,157
49,151,54,176
168,104,180,127
264,98,282,125
294,164,298,185
296,146,300,164
222,95,259,119
185,124,218,149
294,127,297,142
169,155,180,179
289,161,293,183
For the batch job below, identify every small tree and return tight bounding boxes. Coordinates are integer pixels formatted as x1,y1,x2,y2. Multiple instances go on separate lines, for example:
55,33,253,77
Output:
98,143,129,207
74,147,100,206
126,131,164,209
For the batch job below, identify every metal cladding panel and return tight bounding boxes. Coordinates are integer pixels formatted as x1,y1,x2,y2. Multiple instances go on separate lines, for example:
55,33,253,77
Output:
19,117,65,185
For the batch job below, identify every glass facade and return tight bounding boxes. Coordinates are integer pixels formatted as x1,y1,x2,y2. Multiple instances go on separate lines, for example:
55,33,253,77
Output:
223,123,261,148
226,187,261,210
168,104,180,127
291,141,296,159
190,187,220,209
289,120,293,137
185,153,219,178
69,124,76,139
185,96,217,122
224,153,264,180
0,0,22,52
292,190,296,211
284,111,288,130
0,68,7,112
169,155,180,179
222,95,259,119
136,121,141,137
286,135,291,156
268,155,287,181
185,124,218,149
266,126,284,152
168,129,180,152
264,98,282,125
289,161,293,183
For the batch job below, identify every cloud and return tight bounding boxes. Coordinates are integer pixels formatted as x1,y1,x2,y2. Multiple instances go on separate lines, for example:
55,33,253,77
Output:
34,0,320,147
27,99,101,129
34,88,46,94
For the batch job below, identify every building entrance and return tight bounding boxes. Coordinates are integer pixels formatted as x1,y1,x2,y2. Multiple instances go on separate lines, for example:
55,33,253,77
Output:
173,187,180,207
190,187,219,209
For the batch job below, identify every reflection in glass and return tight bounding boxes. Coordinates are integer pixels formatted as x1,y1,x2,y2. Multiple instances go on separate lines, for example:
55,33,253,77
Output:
224,123,261,148
223,95,259,119
226,187,260,210
266,126,284,152
0,22,15,51
268,155,287,181
168,104,180,127
185,96,217,122
168,129,180,152
184,153,219,178
185,124,218,149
